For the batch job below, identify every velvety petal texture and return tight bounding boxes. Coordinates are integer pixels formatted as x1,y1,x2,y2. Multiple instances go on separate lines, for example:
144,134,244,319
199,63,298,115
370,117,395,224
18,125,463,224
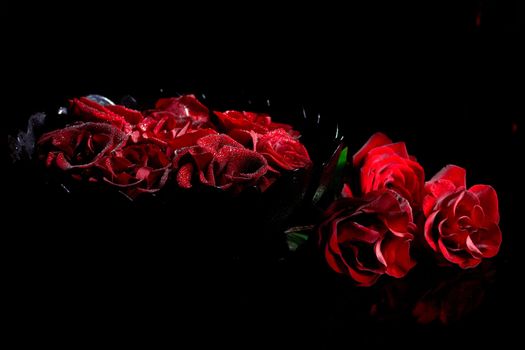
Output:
353,133,425,209
214,110,300,138
153,94,213,129
173,133,269,193
423,165,502,268
70,97,143,132
318,190,416,287
256,129,312,172
38,122,128,171
37,95,312,198
97,143,172,198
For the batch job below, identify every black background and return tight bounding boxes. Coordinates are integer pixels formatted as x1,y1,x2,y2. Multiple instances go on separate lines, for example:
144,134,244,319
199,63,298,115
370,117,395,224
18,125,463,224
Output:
6,1,523,348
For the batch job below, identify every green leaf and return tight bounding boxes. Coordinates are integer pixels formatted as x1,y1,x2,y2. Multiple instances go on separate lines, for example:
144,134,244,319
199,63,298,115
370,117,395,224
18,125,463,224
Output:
312,143,348,206
285,225,314,252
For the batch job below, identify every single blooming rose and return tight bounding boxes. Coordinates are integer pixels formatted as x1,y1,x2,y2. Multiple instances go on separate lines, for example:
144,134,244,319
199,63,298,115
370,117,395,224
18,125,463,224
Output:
256,129,311,172
423,165,502,268
96,143,171,198
318,190,416,286
37,122,128,176
70,97,143,131
353,133,425,208
214,110,300,138
173,133,270,193
151,95,213,129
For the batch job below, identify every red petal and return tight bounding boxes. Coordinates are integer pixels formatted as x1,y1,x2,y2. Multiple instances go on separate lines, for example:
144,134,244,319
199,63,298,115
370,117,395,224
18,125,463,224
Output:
55,153,71,170
467,223,502,258
168,128,217,150
469,184,500,224
353,132,392,166
423,179,458,216
471,205,485,227
177,163,194,188
379,235,416,278
428,165,466,189
45,153,56,167
341,183,353,198
453,190,479,217
367,142,409,159
438,239,481,268
106,104,144,124
325,235,346,274
155,95,210,125
325,219,381,286
424,211,439,251
337,219,381,244
136,167,151,181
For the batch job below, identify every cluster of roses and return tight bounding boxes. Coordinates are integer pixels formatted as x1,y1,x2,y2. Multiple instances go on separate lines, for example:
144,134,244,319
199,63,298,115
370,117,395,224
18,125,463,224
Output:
318,133,502,286
37,95,311,198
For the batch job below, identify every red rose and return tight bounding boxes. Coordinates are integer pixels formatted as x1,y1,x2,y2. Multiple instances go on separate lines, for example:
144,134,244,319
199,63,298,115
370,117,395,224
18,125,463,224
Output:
353,133,425,208
152,95,212,129
256,129,311,172
70,97,143,132
318,190,416,286
214,110,300,138
133,111,198,147
173,133,270,193
37,122,128,176
96,143,171,198
423,165,502,268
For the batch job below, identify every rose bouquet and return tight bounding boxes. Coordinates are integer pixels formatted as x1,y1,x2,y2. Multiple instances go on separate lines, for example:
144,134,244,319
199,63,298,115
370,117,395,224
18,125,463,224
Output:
8,93,504,329
35,95,311,198
9,93,323,265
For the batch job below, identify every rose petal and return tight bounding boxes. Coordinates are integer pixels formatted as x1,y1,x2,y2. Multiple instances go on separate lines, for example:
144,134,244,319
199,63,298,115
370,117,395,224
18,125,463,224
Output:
341,183,353,198
423,179,458,216
424,211,439,251
367,142,409,159
106,104,144,124
469,184,500,224
471,205,485,227
155,95,210,127
379,235,416,278
353,132,392,166
468,223,502,258
428,165,466,189
438,239,481,268
337,219,381,244
177,163,194,189
453,190,479,217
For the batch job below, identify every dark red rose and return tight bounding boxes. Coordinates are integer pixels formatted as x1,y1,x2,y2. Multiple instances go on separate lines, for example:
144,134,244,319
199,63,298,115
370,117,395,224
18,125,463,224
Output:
70,97,143,132
318,190,416,286
96,143,171,198
151,95,213,129
133,111,200,147
256,129,311,172
353,133,425,208
173,133,270,193
214,110,300,138
423,165,502,268
37,122,128,176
